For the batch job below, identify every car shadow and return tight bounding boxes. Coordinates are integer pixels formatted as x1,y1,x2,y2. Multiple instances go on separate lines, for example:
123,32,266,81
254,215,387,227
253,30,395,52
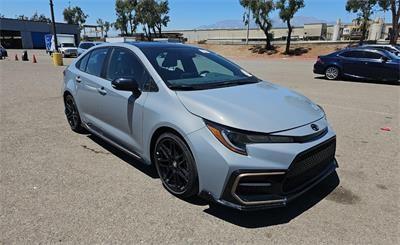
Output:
314,76,399,86
87,134,159,179
203,171,340,228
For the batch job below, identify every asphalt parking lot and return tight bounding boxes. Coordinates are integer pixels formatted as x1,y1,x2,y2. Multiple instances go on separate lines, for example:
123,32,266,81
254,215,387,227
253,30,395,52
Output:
1,50,399,244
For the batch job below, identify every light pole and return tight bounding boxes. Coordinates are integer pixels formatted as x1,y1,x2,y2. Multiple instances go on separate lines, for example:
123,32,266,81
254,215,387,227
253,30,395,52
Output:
49,0,58,52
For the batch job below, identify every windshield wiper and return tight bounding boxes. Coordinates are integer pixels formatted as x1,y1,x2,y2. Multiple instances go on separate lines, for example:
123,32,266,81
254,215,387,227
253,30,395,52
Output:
169,78,259,91
211,79,259,88
168,84,203,91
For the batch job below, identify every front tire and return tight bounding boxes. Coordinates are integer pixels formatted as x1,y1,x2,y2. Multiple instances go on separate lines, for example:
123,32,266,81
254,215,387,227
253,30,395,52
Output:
64,94,86,133
325,66,340,80
154,132,199,198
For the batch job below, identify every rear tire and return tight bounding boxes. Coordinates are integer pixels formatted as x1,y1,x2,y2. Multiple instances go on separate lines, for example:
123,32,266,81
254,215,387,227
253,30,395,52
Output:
325,66,340,80
64,94,86,133
153,132,199,198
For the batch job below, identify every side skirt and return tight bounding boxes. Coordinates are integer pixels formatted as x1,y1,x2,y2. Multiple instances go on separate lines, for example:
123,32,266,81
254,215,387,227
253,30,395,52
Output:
82,122,143,160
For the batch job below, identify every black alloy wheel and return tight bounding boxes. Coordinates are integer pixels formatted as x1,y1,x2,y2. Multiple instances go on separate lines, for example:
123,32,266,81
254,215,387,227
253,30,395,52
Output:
154,133,199,198
64,94,86,133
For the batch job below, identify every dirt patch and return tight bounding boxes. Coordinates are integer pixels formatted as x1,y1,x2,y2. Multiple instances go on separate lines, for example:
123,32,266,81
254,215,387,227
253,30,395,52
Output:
326,186,361,205
195,43,350,60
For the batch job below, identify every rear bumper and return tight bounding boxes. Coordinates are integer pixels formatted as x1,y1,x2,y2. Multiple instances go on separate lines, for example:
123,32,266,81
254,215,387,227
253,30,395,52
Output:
313,63,325,75
214,137,338,211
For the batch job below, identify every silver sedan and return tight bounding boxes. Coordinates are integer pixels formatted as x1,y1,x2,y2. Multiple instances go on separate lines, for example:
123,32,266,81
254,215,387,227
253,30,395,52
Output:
62,42,338,210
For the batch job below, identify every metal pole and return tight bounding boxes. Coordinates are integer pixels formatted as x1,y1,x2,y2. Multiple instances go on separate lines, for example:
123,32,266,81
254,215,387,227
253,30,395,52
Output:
246,7,250,45
49,0,58,52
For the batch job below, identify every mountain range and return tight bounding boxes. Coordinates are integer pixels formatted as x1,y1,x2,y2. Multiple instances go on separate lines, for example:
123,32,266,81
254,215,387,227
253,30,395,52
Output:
197,16,336,29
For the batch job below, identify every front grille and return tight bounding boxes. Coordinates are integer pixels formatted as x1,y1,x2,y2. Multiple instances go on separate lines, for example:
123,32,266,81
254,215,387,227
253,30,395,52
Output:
283,137,336,193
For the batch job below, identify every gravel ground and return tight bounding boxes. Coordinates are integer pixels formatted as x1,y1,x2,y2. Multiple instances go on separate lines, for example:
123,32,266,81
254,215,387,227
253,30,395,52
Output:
1,50,399,244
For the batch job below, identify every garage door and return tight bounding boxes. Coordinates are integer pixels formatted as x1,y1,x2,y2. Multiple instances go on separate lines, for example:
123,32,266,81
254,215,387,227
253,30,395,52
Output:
31,32,49,49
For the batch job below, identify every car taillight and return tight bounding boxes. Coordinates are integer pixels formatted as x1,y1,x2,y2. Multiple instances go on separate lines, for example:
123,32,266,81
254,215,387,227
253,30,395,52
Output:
317,57,324,64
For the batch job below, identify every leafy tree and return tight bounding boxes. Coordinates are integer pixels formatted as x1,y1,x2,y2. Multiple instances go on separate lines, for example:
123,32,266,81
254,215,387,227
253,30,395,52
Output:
136,0,158,40
378,0,400,44
63,6,88,29
115,0,128,35
240,0,275,50
115,0,138,36
276,0,305,54
154,0,170,37
103,21,111,37
345,0,378,45
30,12,51,22
97,18,105,37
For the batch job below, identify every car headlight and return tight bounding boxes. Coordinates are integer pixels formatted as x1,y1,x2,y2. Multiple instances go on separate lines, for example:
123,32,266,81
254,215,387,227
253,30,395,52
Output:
205,121,294,155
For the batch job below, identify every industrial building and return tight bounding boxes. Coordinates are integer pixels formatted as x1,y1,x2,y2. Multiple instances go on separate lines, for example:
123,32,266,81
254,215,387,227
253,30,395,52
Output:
0,18,80,49
164,18,394,44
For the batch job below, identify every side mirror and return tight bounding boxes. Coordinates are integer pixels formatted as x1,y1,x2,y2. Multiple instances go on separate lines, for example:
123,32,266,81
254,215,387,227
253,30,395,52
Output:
381,56,389,63
112,78,141,95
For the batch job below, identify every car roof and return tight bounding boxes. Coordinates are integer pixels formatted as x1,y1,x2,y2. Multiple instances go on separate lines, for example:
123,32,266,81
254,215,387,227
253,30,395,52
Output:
126,41,191,49
80,41,104,44
362,44,394,47
343,47,382,52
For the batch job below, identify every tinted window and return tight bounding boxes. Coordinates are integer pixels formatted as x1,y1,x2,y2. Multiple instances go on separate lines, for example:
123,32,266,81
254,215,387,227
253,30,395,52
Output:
106,48,146,88
86,48,108,77
62,43,75,47
77,53,90,71
363,52,383,59
341,51,364,58
80,43,94,49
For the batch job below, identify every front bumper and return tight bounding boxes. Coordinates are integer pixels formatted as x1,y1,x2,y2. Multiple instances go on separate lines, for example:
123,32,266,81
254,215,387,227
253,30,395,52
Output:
63,50,78,57
187,121,337,211
214,137,337,210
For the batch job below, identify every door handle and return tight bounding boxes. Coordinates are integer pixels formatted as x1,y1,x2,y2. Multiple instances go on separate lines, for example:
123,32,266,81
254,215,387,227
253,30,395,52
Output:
97,87,107,95
75,76,82,83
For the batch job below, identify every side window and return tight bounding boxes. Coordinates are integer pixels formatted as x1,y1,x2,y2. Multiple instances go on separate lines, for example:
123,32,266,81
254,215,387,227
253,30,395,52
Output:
340,51,364,58
86,48,108,77
106,48,147,88
76,52,90,71
363,52,383,60
192,54,233,76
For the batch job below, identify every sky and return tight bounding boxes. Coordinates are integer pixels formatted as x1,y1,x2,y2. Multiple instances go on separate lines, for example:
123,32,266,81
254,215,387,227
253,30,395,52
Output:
0,0,391,30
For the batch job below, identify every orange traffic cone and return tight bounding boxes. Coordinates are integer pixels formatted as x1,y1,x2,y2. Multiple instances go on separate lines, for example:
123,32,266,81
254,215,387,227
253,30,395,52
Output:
15,54,18,61
32,55,37,63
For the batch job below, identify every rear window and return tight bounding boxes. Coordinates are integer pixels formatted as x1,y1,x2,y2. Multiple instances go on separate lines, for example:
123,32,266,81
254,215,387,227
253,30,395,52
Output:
79,43,94,50
62,43,75,47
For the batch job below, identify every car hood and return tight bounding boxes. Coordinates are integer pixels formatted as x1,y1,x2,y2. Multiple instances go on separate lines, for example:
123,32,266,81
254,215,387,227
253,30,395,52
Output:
176,81,324,133
62,47,77,51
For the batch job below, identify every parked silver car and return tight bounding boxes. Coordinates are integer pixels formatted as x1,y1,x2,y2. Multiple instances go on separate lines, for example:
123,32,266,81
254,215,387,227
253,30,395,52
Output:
77,41,104,56
63,42,337,210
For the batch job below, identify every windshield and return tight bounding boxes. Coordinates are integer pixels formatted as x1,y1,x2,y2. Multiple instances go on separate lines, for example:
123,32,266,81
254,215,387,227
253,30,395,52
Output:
62,43,75,47
140,46,259,90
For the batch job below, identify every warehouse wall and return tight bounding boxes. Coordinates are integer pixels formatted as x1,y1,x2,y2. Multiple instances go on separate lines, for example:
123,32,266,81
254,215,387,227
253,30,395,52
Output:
0,18,80,49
